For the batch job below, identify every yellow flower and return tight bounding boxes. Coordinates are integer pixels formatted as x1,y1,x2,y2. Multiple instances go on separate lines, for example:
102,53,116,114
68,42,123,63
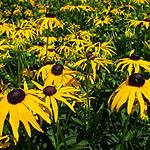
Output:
28,42,60,61
127,18,150,29
41,36,57,44
10,21,36,40
0,19,13,37
13,8,22,15
86,38,116,57
24,9,32,16
36,13,63,34
0,82,51,144
73,52,112,80
115,50,150,75
132,0,149,4
0,135,10,148
95,16,112,27
4,9,11,16
32,80,82,122
29,0,35,7
60,5,81,12
37,63,80,88
108,73,150,119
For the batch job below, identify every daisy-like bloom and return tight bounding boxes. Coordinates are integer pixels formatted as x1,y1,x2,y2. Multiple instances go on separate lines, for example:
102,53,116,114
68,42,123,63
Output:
37,63,80,88
4,9,11,16
127,18,150,29
65,30,92,41
29,0,35,7
28,42,59,61
24,9,32,16
13,8,22,16
86,38,116,57
78,5,97,12
0,19,13,37
56,42,75,58
36,13,63,34
95,16,112,27
115,50,150,75
60,5,81,12
0,39,10,51
73,52,112,80
108,73,150,119
10,21,36,40
41,36,57,45
132,0,149,4
32,80,82,122
0,135,10,148
0,82,51,143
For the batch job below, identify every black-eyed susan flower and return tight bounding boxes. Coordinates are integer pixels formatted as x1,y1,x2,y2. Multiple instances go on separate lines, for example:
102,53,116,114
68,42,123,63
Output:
132,0,149,4
95,16,112,27
0,82,51,144
108,73,150,119
60,5,81,12
0,19,13,37
32,80,82,122
4,9,11,16
41,36,57,45
36,13,63,34
0,135,10,148
10,21,36,40
28,42,60,61
127,18,150,29
24,9,32,16
44,64,80,88
115,49,150,75
73,51,112,80
37,61,54,81
86,38,116,57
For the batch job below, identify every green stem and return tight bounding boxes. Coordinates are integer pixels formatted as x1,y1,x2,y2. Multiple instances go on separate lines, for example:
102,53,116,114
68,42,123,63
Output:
85,63,91,129
57,121,68,150
56,121,59,150
120,115,130,150
18,52,21,88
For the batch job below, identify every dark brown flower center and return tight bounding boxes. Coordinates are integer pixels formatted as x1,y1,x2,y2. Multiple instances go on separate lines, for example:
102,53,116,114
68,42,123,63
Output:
46,13,55,18
43,86,57,96
15,27,21,30
52,64,64,75
7,89,25,104
86,52,95,60
101,18,105,21
0,22,3,25
129,54,140,60
129,73,145,87
48,49,53,52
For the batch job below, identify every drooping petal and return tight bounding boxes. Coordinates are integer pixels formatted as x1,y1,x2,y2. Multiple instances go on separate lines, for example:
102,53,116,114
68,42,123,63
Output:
127,87,136,114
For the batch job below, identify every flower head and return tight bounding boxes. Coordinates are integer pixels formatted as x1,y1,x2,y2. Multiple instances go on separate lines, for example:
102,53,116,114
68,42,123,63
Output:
0,82,51,144
115,49,150,75
108,73,150,119
32,80,82,122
